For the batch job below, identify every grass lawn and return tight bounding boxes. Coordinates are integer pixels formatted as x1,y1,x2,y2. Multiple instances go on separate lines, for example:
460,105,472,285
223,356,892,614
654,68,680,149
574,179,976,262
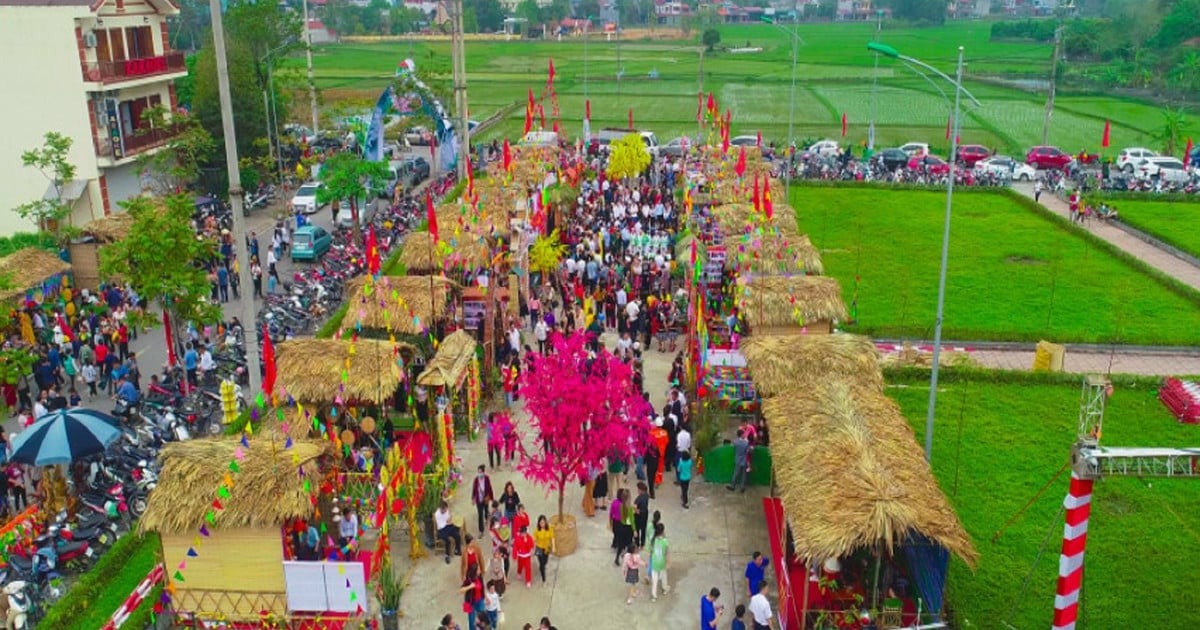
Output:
71,533,161,629
283,23,1168,155
888,376,1200,630
792,186,1200,345
1112,200,1200,260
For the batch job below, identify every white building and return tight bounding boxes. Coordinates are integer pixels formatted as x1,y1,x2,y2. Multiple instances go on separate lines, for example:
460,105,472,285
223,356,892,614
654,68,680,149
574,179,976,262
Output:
0,0,187,236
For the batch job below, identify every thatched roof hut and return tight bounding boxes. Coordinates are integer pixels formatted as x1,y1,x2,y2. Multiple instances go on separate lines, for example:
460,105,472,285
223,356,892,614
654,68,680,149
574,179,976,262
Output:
0,248,71,302
339,275,456,334
739,275,846,334
711,202,799,237
761,386,977,566
436,200,511,240
742,333,884,396
417,329,477,388
396,231,492,274
140,434,328,535
82,212,137,243
724,227,824,276
275,338,412,404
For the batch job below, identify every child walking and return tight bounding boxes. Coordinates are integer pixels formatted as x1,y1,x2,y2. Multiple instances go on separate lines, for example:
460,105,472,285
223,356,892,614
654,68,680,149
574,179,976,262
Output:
81,360,98,398
621,543,645,605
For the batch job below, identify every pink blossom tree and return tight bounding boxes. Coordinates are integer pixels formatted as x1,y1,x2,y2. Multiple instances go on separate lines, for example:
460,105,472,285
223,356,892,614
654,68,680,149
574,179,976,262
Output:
517,331,651,522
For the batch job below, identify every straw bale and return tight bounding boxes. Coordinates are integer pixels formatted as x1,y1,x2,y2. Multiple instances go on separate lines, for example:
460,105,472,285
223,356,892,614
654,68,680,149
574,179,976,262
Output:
0,248,71,302
397,231,493,274
723,225,823,275
742,333,883,396
762,384,977,567
340,275,456,334
275,338,411,403
417,329,477,387
140,434,329,534
740,276,847,330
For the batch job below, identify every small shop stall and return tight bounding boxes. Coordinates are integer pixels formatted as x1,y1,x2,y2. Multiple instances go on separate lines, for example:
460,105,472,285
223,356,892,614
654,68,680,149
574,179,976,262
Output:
139,436,374,625
738,275,847,336
69,212,136,291
416,330,481,464
395,230,493,284
338,275,458,338
0,247,72,307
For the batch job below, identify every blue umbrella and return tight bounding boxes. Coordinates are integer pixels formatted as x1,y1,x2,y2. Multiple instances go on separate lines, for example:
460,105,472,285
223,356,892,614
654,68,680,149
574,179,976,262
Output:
8,408,123,466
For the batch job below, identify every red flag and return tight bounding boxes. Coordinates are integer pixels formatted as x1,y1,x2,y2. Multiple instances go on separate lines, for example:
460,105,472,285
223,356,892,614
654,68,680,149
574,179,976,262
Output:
502,138,512,172
163,310,176,367
1101,119,1111,148
763,177,773,220
706,92,715,117
261,324,276,395
697,92,703,122
1186,138,1194,168
735,146,747,177
55,313,75,341
466,151,474,197
841,112,847,138
756,131,762,148
628,108,634,130
547,58,555,86
752,174,761,212
528,87,535,111
538,103,545,129
553,120,560,135
586,99,591,120
366,224,380,275
524,104,533,135
945,115,952,140
426,191,438,243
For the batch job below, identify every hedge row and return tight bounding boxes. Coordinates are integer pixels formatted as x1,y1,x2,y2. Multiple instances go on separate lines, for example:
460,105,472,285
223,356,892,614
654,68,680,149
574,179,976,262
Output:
42,531,162,629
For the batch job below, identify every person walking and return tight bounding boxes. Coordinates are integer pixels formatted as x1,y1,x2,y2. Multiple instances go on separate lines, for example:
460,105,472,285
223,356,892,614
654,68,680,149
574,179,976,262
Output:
701,587,724,629
533,515,555,585
745,552,770,598
483,582,502,629
727,429,752,493
633,482,650,547
458,566,486,630
620,543,645,605
513,525,535,588
748,580,775,630
648,522,670,601
471,465,494,536
643,439,660,499
1034,179,1043,203
499,481,521,522
486,414,504,470
251,257,263,298
485,548,508,597
678,451,693,509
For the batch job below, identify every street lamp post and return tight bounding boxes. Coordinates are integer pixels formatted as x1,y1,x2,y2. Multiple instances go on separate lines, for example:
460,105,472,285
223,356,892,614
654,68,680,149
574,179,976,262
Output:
868,9,883,152
762,17,802,192
867,42,978,463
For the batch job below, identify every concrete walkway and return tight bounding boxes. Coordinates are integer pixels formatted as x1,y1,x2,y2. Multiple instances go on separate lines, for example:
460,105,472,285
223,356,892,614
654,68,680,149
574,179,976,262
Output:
1011,181,1200,291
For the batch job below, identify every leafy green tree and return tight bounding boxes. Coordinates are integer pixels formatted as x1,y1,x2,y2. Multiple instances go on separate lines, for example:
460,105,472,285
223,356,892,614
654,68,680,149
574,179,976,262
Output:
575,0,601,21
607,134,651,180
389,5,428,33
516,0,543,24
892,0,945,24
14,132,78,235
224,2,302,94
1154,107,1189,156
545,0,572,23
1149,0,1198,49
99,195,221,378
191,38,268,176
466,0,506,32
316,152,390,241
702,28,720,51
136,105,215,196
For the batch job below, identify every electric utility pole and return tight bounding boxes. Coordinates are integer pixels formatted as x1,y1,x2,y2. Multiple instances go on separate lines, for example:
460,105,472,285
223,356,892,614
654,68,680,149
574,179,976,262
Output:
1041,24,1063,146
303,0,319,135
449,0,470,180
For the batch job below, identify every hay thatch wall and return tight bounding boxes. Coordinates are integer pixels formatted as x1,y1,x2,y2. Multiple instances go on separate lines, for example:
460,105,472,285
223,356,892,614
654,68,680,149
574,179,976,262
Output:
0,248,71,302
140,435,327,535
82,212,136,243
340,275,456,334
761,385,977,567
417,329,477,387
161,528,287,605
741,276,847,331
275,338,410,403
397,231,492,274
742,334,883,396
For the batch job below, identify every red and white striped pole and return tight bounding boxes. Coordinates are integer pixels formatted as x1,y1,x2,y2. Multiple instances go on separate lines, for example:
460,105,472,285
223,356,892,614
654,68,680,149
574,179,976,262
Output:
1052,473,1094,630
102,563,165,630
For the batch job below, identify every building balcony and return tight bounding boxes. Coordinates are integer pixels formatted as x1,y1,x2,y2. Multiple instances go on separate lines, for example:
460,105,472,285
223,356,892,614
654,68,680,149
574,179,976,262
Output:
95,126,178,166
82,51,186,86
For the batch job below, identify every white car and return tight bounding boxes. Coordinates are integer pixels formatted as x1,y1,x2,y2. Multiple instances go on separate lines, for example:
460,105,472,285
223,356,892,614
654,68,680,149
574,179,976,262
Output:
290,182,326,215
899,142,930,157
730,135,760,147
807,139,841,157
974,156,1037,181
1134,157,1191,184
1116,147,1157,173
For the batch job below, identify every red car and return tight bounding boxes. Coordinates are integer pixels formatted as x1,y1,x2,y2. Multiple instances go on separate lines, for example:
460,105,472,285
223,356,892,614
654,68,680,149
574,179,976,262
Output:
956,144,990,166
908,155,951,175
1025,146,1074,170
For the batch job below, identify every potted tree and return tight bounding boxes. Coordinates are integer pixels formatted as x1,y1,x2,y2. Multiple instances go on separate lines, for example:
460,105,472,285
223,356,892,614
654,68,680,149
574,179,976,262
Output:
376,560,404,630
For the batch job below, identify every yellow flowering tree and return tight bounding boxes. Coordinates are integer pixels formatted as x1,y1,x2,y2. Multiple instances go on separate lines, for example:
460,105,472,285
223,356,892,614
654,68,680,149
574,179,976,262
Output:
607,134,651,181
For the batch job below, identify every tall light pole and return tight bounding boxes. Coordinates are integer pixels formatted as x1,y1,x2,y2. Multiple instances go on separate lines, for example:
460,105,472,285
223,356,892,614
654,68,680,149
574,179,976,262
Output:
867,9,882,153
867,42,979,462
302,0,319,135
209,0,262,395
583,18,589,104
262,41,292,182
762,17,801,192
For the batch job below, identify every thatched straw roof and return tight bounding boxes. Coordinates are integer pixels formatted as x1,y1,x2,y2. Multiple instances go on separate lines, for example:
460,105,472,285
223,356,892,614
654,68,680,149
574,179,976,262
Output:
140,434,329,534
417,329,477,387
0,248,71,302
762,385,977,566
742,333,883,396
437,200,511,240
740,275,847,330
396,231,493,274
674,234,706,266
82,212,136,243
711,202,799,236
340,275,456,334
275,338,410,403
724,227,824,275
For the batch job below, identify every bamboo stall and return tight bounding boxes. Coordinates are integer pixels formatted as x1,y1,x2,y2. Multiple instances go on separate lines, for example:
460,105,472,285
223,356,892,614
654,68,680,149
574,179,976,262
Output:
738,276,847,335
275,338,413,405
338,275,457,335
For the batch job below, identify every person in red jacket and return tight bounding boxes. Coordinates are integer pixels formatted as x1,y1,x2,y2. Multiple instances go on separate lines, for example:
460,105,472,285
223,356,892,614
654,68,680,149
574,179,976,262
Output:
512,503,531,536
512,525,535,588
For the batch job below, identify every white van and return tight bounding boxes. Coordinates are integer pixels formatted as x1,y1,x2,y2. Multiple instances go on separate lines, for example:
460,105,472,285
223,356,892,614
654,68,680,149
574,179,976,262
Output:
595,128,660,156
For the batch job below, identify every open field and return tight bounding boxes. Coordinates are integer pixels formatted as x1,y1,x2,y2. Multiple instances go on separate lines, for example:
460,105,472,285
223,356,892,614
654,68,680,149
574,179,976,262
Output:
284,22,1178,155
791,186,1200,345
889,376,1200,630
1113,200,1200,260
